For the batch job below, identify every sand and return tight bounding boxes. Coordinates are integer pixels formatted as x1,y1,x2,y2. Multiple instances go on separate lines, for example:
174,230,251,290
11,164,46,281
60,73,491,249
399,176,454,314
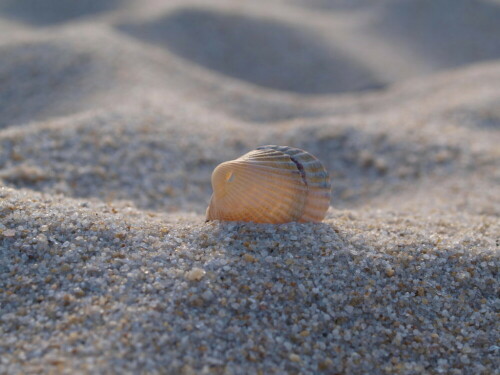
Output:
0,1,499,374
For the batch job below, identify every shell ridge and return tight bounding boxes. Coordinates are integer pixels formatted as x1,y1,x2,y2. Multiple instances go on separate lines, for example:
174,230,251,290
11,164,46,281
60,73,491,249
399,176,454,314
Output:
288,154,308,187
221,174,307,222
228,175,307,199
226,174,307,214
226,163,307,186
216,175,304,222
207,145,331,223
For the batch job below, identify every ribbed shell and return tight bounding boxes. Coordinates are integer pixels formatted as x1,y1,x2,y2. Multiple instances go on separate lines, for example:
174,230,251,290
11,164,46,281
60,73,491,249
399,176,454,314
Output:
206,145,331,223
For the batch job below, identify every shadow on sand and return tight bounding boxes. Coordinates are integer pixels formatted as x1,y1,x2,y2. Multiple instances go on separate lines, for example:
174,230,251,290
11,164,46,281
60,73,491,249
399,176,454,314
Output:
0,0,128,26
118,8,385,95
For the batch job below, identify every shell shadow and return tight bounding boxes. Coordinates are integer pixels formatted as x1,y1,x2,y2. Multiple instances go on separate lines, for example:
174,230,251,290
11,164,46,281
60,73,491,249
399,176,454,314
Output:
117,8,386,95
0,0,128,26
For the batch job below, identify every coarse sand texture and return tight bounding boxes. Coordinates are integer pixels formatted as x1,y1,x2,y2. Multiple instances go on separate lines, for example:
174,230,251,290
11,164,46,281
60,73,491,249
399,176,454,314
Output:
0,0,499,374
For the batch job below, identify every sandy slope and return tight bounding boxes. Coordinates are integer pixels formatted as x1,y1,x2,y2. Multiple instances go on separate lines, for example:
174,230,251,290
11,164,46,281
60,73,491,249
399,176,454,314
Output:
0,0,499,374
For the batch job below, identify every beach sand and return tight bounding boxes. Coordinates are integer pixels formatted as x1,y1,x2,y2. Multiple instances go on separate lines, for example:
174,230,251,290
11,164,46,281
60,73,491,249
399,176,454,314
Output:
0,0,499,373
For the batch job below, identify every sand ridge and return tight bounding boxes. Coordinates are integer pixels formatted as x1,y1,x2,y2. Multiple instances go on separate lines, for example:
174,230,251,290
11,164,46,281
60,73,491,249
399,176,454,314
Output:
0,0,499,374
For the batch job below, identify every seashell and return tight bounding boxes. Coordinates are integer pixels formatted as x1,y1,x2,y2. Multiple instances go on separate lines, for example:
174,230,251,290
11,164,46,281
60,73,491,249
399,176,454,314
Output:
206,145,331,223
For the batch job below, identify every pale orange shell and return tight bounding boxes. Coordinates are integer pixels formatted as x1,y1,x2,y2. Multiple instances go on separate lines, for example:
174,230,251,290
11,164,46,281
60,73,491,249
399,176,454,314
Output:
206,145,331,223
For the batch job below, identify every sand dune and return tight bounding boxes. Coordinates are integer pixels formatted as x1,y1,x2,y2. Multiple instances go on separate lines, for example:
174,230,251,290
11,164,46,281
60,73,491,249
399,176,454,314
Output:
119,8,386,94
0,1,499,374
0,0,128,26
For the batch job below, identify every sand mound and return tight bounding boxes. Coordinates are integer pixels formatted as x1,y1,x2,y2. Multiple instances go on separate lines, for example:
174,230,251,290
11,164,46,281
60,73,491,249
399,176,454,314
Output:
119,8,385,94
1,187,498,374
0,0,128,26
0,1,498,374
0,41,102,127
374,0,500,69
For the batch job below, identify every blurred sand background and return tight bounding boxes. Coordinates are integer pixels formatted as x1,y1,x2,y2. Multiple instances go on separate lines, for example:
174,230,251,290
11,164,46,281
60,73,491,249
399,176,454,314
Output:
0,0,499,374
